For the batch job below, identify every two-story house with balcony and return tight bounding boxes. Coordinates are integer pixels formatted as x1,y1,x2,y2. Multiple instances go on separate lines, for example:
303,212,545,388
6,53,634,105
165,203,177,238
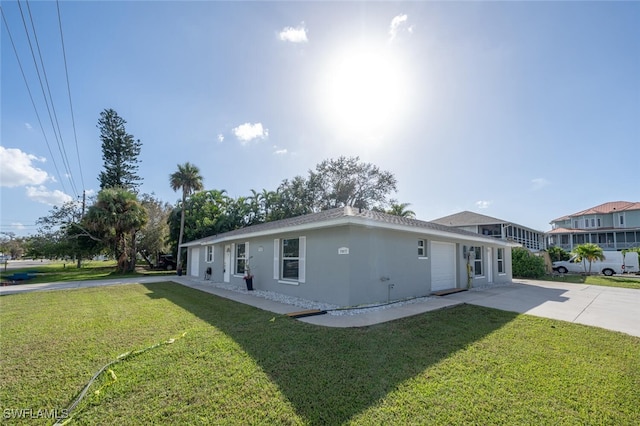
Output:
431,211,545,251
547,201,640,251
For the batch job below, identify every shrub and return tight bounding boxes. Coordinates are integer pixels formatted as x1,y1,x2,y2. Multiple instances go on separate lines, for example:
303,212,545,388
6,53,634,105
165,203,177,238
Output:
512,247,546,279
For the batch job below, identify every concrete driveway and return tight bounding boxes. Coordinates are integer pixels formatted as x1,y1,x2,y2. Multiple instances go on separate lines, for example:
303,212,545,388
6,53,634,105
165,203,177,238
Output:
444,279,640,338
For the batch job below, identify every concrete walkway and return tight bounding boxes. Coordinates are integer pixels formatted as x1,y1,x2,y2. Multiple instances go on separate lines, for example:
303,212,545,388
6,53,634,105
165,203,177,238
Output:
1,277,638,337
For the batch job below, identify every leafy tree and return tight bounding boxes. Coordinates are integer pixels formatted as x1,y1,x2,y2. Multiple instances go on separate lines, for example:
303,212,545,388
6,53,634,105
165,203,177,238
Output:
170,162,204,271
308,156,397,211
547,246,570,262
0,232,25,260
35,200,100,265
97,108,143,191
512,247,546,278
271,176,315,219
84,188,147,273
138,193,172,267
572,243,605,275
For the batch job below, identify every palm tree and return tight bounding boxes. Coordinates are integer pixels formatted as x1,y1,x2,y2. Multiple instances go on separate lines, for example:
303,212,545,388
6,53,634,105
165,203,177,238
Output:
84,187,148,273
572,243,606,275
170,163,204,273
387,202,416,218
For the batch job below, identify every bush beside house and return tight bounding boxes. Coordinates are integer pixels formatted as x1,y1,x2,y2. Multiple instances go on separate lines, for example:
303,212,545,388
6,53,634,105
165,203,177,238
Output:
512,247,546,279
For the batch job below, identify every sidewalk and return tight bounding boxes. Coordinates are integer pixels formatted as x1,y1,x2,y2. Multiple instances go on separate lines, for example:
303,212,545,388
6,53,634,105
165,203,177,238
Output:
1,276,638,337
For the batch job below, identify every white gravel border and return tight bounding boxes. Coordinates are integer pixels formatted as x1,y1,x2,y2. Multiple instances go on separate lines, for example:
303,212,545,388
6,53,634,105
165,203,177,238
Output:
203,280,515,316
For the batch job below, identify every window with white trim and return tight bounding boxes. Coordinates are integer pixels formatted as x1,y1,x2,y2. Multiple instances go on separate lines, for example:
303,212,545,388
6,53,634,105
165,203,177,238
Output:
471,246,483,276
418,239,426,257
206,246,214,263
497,248,504,274
282,238,300,280
274,237,306,282
235,243,246,275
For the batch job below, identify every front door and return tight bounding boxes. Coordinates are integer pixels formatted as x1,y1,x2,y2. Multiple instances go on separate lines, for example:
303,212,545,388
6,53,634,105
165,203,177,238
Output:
223,245,231,282
190,247,200,277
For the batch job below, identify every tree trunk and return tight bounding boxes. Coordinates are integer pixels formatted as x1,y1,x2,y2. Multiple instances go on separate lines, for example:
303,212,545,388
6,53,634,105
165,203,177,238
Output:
129,231,137,273
117,233,128,273
176,193,187,272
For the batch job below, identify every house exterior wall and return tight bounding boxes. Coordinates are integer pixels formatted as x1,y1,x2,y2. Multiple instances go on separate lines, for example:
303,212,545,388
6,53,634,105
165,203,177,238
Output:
548,209,640,251
186,224,513,307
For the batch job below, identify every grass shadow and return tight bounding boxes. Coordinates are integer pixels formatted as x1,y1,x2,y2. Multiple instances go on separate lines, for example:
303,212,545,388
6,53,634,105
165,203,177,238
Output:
143,282,519,424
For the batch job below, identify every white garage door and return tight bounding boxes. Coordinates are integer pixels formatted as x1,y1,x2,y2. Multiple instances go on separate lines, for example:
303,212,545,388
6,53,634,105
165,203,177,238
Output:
431,241,456,292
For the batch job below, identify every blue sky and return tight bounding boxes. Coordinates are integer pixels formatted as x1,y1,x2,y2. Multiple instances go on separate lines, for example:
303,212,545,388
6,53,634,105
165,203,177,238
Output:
1,1,639,238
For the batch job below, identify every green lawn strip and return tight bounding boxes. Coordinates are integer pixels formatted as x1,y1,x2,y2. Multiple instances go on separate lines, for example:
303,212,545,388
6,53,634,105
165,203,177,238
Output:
1,283,638,425
539,274,640,289
0,261,173,284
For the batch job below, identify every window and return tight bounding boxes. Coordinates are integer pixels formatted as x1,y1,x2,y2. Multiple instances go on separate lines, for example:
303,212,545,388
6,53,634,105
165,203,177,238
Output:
274,237,306,282
597,218,601,227
206,246,214,263
590,218,595,227
574,220,578,229
235,243,246,275
471,246,483,276
418,239,426,257
619,214,625,226
282,238,300,280
497,248,504,274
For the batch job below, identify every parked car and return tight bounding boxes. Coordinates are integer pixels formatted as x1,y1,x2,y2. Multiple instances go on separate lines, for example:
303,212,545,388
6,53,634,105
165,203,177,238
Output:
157,254,177,270
552,251,639,276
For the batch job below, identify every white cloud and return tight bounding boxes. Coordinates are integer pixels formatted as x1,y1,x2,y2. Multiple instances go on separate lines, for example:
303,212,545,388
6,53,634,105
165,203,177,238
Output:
217,133,224,143
25,185,73,206
389,14,410,41
273,148,288,155
232,123,268,144
531,178,550,191
279,24,308,43
0,146,50,187
475,200,492,209
24,122,33,130
11,222,26,230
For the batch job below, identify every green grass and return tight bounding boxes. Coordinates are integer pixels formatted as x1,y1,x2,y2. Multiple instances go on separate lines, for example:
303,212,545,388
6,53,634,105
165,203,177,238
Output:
0,261,174,284
1,283,638,425
539,273,640,289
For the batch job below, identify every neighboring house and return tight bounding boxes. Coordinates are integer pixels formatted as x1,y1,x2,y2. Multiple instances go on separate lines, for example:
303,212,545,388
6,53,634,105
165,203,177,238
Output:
182,207,515,307
547,201,640,251
431,211,545,251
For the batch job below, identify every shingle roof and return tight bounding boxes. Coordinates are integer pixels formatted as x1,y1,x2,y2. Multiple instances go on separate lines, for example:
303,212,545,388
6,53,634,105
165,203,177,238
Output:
431,211,507,226
551,201,640,222
430,210,543,233
182,206,512,247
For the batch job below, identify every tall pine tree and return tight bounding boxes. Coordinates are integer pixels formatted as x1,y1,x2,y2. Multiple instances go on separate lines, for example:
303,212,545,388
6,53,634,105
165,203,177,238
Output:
97,109,143,191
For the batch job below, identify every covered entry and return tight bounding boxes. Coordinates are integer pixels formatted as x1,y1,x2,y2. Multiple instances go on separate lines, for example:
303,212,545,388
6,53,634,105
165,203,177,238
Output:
431,241,456,291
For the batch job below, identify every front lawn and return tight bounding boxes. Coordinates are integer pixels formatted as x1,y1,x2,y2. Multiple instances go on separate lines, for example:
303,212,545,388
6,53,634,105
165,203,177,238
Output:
1,283,638,425
541,274,640,289
0,261,174,285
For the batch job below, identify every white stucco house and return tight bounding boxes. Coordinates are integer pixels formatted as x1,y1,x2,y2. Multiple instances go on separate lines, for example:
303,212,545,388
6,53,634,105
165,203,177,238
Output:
182,207,516,307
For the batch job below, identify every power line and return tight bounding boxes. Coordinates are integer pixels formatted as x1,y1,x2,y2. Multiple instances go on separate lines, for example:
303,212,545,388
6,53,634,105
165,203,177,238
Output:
56,0,85,192
0,5,68,194
23,0,79,198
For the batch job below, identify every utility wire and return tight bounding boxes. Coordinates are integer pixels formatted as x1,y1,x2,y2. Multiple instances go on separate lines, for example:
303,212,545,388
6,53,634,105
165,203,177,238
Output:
56,0,85,192
23,0,78,198
0,5,68,195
